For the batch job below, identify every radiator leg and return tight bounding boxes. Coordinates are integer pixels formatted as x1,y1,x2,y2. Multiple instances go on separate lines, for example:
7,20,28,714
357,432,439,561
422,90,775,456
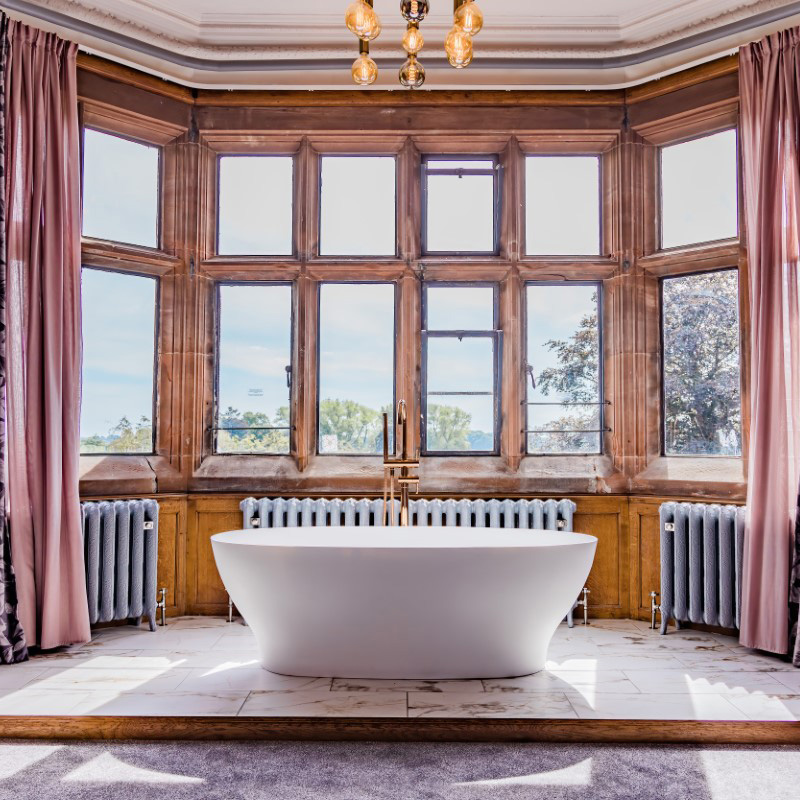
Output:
651,591,670,635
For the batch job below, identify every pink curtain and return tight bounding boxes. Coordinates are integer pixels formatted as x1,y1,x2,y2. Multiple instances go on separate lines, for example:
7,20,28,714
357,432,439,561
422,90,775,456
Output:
740,29,800,655
4,20,89,649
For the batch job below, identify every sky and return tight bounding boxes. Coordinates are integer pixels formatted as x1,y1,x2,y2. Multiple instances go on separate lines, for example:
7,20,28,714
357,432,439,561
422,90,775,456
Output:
80,268,157,441
661,129,738,248
79,128,738,449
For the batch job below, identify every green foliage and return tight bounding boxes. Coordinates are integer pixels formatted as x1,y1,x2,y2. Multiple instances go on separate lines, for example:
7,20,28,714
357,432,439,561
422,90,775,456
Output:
80,415,153,454
217,405,290,454
426,404,471,451
319,399,385,453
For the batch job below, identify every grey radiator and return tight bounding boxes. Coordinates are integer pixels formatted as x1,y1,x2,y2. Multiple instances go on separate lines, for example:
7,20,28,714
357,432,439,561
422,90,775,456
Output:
239,497,586,626
240,497,576,531
81,499,160,632
656,501,745,635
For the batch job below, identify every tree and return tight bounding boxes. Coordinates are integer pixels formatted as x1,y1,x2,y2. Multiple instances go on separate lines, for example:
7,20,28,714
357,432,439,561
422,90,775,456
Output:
532,295,600,453
662,272,740,455
426,404,471,451
532,275,741,456
319,398,383,453
217,405,290,453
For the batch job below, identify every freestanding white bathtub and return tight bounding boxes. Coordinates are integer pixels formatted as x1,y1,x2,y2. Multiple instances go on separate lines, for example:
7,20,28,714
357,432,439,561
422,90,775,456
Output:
211,527,597,680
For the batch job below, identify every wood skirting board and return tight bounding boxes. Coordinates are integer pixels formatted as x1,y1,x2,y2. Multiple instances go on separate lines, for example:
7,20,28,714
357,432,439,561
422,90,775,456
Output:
80,492,742,622
2,716,798,745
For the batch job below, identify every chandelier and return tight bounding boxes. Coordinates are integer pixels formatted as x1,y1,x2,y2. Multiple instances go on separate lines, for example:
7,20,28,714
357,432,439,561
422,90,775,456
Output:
345,0,484,88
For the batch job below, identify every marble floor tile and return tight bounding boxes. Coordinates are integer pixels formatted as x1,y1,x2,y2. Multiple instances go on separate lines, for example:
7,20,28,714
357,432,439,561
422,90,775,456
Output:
330,678,484,693
25,666,192,693
239,690,406,718
118,649,262,670
566,691,748,720
408,691,577,719
0,665,50,690
546,654,687,671
74,690,250,717
675,652,795,672
725,693,800,721
623,669,789,696
0,688,98,715
772,671,800,693
209,634,260,652
178,667,331,693
484,670,640,695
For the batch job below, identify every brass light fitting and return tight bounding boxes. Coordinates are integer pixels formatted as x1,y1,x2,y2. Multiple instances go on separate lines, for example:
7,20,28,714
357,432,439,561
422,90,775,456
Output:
345,0,484,88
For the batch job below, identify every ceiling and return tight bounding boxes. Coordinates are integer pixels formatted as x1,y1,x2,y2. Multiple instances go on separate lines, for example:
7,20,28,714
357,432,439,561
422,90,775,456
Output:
5,0,800,90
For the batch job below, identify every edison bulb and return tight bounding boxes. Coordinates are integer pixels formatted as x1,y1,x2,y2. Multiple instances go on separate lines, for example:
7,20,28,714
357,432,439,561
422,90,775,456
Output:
400,0,429,23
454,0,483,35
445,27,473,68
352,53,378,85
399,56,426,89
402,25,424,55
345,1,381,41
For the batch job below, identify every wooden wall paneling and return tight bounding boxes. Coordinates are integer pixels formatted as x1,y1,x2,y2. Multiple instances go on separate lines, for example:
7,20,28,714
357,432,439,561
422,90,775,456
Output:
628,497,663,620
186,496,244,614
154,496,187,616
573,495,629,617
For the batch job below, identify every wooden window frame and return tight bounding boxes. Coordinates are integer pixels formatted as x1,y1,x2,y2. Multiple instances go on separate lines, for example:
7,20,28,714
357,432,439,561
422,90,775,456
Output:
420,155,502,257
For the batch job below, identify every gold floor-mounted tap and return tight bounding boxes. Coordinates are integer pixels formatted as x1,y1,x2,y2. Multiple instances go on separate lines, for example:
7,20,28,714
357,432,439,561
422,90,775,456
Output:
382,400,420,526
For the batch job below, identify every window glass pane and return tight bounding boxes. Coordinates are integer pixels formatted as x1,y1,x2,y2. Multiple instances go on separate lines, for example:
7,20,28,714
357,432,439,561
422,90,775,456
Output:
320,157,396,256
82,129,159,248
426,285,494,330
80,269,156,454
663,270,741,456
318,284,395,454
216,284,292,455
526,156,600,255
425,159,496,253
526,284,601,454
423,283,497,453
218,156,293,255
426,396,495,453
661,130,738,249
427,338,493,393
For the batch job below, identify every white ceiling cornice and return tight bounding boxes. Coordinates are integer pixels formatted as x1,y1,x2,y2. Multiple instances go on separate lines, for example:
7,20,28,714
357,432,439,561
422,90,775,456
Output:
4,0,800,89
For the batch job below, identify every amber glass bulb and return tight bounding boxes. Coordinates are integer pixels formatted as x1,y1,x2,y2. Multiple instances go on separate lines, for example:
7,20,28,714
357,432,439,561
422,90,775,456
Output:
352,53,379,85
399,56,426,89
400,0,429,23
454,0,483,36
402,24,424,55
345,1,381,41
445,27,473,68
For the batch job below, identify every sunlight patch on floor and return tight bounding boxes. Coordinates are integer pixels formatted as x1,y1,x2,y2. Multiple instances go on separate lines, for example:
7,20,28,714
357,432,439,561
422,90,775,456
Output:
453,758,593,787
0,745,62,780
62,752,204,784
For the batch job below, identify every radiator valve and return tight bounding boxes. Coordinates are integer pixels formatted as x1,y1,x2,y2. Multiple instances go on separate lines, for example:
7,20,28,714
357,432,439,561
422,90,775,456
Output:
650,590,662,632
156,587,168,627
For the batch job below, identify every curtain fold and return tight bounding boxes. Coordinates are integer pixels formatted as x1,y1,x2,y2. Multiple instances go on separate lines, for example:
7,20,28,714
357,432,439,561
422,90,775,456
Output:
0,12,29,665
740,29,800,657
4,19,89,650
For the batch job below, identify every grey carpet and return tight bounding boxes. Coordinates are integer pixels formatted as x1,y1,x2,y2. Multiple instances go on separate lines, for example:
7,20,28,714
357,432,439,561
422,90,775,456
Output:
1,740,799,800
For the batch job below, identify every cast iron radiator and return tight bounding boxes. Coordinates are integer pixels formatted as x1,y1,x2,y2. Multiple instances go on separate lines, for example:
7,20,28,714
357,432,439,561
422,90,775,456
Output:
239,497,587,626
81,499,160,632
655,501,745,635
